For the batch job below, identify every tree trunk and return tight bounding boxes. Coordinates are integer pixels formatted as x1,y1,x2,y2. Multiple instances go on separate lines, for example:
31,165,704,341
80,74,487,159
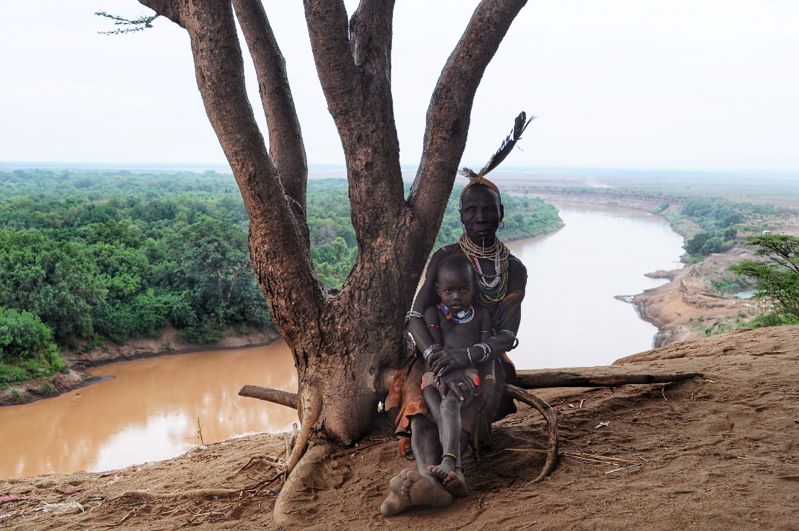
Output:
137,0,529,473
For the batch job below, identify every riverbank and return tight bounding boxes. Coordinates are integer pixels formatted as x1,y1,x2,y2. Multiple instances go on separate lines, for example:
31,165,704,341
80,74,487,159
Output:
632,247,768,346
2,324,797,529
0,325,281,407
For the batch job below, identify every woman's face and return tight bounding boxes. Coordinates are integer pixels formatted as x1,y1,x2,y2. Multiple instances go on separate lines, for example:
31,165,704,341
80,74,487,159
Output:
459,185,504,242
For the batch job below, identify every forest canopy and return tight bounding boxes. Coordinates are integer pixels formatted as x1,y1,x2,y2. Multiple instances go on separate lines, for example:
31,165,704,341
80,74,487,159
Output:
0,169,562,380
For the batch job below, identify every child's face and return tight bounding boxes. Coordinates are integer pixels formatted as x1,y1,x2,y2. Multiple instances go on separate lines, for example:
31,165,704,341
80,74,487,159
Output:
435,268,473,312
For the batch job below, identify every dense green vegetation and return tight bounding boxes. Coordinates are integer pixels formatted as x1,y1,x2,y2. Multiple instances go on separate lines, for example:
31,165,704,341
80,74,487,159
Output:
0,308,64,385
0,169,562,383
731,235,799,327
676,198,783,260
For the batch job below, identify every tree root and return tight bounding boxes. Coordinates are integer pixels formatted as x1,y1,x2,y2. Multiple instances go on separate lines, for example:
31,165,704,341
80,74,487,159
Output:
286,391,322,474
504,384,559,483
273,442,333,528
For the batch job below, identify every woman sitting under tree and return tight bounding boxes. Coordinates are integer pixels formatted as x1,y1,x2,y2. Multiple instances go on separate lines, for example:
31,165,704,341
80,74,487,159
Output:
381,144,530,515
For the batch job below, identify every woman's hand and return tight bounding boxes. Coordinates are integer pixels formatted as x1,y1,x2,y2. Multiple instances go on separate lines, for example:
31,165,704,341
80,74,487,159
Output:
428,346,469,377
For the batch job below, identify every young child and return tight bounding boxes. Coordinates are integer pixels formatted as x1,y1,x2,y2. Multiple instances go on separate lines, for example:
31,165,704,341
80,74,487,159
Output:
421,254,493,497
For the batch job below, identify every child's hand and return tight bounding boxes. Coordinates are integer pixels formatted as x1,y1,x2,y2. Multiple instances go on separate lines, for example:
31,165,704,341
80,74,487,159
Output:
439,371,475,402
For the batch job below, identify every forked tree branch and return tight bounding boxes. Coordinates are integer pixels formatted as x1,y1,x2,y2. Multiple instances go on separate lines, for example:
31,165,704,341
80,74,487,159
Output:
138,0,185,27
232,0,308,216
140,0,322,320
304,0,404,250
408,0,528,240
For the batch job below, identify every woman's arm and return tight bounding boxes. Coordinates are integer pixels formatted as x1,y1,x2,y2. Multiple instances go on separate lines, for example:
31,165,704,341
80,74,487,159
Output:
406,248,447,356
423,306,443,352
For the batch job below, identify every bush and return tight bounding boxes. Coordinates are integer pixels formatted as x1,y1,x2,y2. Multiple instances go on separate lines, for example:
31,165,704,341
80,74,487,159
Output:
0,308,57,361
731,234,799,325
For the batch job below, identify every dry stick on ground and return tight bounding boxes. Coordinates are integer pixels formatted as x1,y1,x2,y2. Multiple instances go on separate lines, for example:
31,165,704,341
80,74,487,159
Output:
503,384,559,482
513,370,702,389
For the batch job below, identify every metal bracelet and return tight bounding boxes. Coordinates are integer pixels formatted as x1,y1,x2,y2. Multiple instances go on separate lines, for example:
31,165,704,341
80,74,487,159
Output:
422,344,439,361
467,346,474,367
475,342,492,363
405,310,424,324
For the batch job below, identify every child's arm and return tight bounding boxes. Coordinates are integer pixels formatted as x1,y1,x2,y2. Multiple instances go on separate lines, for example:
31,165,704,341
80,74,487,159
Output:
424,306,444,347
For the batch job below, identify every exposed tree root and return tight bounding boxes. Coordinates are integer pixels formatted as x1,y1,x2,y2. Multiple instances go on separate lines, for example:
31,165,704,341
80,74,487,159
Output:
504,384,559,483
273,442,333,528
286,391,322,474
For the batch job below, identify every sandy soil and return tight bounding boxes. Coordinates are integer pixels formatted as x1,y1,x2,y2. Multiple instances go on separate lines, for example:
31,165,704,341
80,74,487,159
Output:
2,324,797,529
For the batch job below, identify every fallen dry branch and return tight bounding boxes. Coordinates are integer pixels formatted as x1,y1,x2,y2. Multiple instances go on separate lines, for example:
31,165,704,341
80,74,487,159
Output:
504,384,559,482
238,386,298,409
514,370,701,389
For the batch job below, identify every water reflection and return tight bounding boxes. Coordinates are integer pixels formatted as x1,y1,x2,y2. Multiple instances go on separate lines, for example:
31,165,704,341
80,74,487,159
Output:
0,343,296,479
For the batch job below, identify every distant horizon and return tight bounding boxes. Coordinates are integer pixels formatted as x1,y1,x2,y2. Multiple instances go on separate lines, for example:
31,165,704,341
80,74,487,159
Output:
2,160,798,178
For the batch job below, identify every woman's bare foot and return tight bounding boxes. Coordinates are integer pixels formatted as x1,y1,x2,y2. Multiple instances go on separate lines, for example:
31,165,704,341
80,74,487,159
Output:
379,468,454,516
429,457,468,497
379,470,410,516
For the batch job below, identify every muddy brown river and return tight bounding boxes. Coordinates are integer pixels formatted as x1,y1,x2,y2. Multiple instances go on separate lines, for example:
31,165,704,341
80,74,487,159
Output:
0,344,297,479
0,205,683,479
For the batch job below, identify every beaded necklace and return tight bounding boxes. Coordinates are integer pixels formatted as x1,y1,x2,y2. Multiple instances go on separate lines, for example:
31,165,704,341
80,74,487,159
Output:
437,303,475,324
458,233,510,306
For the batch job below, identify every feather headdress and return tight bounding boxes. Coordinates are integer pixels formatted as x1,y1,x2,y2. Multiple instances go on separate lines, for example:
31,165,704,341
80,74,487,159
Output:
459,111,536,199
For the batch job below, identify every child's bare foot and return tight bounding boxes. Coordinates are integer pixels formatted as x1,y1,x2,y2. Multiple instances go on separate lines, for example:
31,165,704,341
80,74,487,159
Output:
379,468,454,516
443,469,469,497
428,457,468,497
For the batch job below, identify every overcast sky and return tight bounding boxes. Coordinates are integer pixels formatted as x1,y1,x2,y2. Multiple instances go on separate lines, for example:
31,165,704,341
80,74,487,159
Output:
1,1,797,171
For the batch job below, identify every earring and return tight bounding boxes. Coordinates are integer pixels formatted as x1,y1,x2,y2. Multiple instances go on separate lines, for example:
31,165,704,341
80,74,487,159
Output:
499,221,505,229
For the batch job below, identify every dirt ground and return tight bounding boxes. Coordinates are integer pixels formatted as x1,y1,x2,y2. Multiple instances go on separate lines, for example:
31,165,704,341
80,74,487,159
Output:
2,324,797,529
